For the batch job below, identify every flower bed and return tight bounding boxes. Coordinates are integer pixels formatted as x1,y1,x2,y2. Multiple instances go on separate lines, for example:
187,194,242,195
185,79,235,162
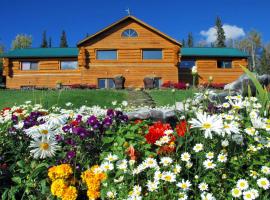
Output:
0,92,270,199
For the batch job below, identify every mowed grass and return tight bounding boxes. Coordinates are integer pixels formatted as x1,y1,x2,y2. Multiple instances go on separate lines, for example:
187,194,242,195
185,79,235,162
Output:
147,89,195,106
0,89,128,109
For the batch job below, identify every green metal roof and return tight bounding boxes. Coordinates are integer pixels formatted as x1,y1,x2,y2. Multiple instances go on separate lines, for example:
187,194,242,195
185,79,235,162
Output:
181,47,248,58
1,47,248,58
1,48,78,58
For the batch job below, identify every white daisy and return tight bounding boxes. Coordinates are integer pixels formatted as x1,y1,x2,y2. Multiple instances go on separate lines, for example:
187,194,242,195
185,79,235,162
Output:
189,112,223,139
231,188,242,198
146,180,159,192
217,153,227,163
178,192,188,200
143,158,157,168
261,166,270,175
222,122,240,136
193,143,204,152
160,157,173,167
161,171,176,182
154,171,163,181
106,191,117,199
250,189,259,199
243,190,255,200
177,179,192,191
173,164,182,174
236,179,249,190
105,153,118,162
181,152,191,162
198,182,208,191
206,152,214,159
200,192,216,200
116,159,128,171
29,136,59,159
100,162,114,172
245,127,258,136
203,159,216,169
257,177,270,190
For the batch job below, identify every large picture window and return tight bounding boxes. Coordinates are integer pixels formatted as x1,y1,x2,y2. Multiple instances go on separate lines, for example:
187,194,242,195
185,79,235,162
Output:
96,50,117,60
142,49,162,60
60,61,78,70
179,60,196,68
98,78,115,89
21,62,38,70
217,60,232,69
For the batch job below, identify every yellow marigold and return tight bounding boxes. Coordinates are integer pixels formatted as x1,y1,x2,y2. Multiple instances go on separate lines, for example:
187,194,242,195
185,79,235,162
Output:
62,186,78,200
48,164,73,181
87,189,100,200
51,179,68,198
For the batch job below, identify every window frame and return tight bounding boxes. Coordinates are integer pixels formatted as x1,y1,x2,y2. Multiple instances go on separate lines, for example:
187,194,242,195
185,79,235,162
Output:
98,78,115,89
60,60,78,70
142,49,163,60
96,49,118,60
121,29,138,38
21,61,39,71
217,60,233,69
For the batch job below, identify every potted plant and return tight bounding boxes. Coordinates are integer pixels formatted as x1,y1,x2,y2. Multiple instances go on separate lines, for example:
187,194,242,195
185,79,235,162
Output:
56,80,63,89
143,75,156,89
113,75,125,89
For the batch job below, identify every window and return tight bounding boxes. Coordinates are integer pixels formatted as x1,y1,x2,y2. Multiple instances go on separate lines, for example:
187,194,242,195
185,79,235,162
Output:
21,62,38,70
98,78,115,89
60,61,78,70
179,60,196,68
142,49,162,60
96,50,117,60
121,29,138,38
217,60,232,69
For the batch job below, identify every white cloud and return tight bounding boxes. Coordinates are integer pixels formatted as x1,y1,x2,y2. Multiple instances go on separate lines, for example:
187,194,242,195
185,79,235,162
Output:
200,24,245,44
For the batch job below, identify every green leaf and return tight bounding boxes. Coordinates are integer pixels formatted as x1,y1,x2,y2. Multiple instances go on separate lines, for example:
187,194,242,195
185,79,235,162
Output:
11,176,22,184
102,137,114,144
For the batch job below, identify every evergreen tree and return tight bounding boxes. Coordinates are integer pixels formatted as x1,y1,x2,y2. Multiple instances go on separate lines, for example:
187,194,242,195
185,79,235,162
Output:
49,37,52,48
60,31,68,47
215,16,226,47
182,39,186,47
259,46,270,74
41,31,48,48
187,32,194,47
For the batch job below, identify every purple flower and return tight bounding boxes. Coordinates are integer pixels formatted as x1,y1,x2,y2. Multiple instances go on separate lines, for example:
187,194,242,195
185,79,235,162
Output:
62,125,71,133
55,134,63,142
11,115,18,124
66,151,76,159
65,138,76,146
87,115,98,126
102,117,113,127
76,115,82,123
107,109,115,118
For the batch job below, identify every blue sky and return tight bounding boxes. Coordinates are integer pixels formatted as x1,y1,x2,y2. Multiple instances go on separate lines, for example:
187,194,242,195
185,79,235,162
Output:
0,0,269,50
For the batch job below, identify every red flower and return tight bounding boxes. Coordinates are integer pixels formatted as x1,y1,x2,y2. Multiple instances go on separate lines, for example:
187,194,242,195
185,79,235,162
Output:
176,120,188,137
157,145,176,155
145,121,172,144
70,120,79,127
126,145,139,161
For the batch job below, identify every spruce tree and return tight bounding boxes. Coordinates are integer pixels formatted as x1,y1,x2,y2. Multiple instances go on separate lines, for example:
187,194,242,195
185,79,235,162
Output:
182,39,186,47
49,37,52,48
60,31,68,48
41,31,48,48
260,47,270,74
215,16,226,47
187,32,194,47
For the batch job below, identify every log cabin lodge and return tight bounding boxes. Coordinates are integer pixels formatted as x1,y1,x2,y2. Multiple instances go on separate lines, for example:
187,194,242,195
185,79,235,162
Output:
1,15,248,89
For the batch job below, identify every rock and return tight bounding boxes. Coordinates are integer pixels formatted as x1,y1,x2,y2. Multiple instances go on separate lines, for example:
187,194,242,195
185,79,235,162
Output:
224,74,270,95
126,109,151,120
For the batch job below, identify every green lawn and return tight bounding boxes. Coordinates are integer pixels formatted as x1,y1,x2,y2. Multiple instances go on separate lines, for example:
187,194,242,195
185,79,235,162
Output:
0,89,128,109
147,89,195,106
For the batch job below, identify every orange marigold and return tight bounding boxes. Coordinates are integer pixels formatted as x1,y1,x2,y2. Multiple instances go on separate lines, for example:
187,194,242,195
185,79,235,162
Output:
48,164,73,181
62,186,78,200
51,179,68,198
